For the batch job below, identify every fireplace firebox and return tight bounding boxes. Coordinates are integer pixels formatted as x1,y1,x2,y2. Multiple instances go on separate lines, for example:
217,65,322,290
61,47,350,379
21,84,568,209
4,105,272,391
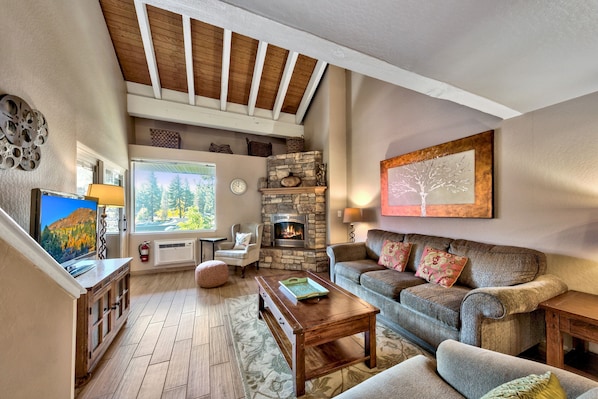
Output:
272,214,307,248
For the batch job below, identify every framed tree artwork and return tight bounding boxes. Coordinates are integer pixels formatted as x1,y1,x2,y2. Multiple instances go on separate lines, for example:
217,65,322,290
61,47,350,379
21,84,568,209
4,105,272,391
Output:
380,130,493,218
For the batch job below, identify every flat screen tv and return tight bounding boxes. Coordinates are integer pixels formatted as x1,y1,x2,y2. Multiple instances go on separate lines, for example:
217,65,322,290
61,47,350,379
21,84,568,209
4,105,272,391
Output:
30,188,99,277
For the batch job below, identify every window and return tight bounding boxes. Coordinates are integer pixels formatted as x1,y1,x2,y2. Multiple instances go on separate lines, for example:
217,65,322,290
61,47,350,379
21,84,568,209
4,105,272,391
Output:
132,160,216,232
103,167,124,234
77,144,126,235
76,159,96,196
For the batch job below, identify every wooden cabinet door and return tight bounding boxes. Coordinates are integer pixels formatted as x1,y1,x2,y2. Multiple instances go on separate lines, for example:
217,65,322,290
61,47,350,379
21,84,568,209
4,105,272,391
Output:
89,284,113,366
112,271,130,331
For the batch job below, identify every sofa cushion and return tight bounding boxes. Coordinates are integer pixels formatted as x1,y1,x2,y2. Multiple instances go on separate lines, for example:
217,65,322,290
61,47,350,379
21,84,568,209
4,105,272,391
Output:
480,371,566,399
415,246,468,288
361,270,426,300
365,229,405,261
404,234,453,273
401,284,470,328
335,259,384,284
378,240,412,271
214,249,250,259
449,239,545,288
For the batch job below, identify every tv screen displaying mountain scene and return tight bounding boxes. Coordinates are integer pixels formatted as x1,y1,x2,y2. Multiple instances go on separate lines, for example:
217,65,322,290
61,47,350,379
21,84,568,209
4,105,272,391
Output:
30,189,99,269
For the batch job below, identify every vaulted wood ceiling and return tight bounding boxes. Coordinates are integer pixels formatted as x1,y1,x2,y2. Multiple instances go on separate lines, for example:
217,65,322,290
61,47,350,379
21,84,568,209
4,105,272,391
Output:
99,0,326,137
100,1,598,136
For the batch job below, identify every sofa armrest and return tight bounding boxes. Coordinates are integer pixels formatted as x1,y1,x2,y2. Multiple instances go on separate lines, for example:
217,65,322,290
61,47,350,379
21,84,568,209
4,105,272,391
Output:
326,242,367,281
460,274,568,346
437,339,598,399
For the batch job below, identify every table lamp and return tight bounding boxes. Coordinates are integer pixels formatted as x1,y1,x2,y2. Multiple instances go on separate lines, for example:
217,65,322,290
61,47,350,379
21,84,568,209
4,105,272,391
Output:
87,183,125,259
343,207,362,242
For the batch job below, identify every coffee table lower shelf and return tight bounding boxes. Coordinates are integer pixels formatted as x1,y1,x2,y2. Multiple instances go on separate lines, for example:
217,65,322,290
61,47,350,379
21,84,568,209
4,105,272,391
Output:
260,308,370,381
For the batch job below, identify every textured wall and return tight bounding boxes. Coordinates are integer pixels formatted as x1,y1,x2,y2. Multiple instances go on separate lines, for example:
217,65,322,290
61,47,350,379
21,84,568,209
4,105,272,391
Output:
0,1,129,231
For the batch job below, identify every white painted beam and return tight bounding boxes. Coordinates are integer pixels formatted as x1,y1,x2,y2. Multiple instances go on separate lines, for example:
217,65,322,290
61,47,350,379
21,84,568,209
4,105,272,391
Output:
296,59,327,124
248,40,268,116
220,29,232,111
182,15,195,105
128,93,304,137
272,51,298,120
134,0,162,99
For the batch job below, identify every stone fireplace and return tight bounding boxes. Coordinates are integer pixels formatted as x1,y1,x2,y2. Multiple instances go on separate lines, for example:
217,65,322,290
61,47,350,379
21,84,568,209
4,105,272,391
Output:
259,151,328,273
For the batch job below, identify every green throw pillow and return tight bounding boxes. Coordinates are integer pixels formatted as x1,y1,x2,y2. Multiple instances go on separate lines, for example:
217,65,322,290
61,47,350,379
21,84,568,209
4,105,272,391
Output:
480,371,566,399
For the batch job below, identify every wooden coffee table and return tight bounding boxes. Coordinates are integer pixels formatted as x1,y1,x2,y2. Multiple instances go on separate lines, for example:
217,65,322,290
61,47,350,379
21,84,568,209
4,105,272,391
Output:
256,271,379,396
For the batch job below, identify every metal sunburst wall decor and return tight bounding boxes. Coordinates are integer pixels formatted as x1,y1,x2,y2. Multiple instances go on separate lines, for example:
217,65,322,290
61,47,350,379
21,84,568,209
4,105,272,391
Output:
0,94,48,170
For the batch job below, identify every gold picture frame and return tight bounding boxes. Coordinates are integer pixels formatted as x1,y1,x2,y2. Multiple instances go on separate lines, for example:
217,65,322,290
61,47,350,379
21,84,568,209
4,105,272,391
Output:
381,130,493,218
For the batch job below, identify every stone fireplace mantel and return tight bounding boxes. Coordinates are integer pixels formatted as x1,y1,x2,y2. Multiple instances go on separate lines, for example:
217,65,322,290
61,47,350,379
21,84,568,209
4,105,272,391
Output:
260,186,327,195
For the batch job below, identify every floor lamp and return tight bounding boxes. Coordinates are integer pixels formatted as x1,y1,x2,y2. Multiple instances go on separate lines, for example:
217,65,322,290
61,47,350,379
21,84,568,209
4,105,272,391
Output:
343,207,362,243
87,183,125,259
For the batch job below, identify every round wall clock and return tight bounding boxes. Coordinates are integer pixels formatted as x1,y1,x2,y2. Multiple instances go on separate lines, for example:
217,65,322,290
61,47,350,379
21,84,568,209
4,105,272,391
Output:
230,178,247,195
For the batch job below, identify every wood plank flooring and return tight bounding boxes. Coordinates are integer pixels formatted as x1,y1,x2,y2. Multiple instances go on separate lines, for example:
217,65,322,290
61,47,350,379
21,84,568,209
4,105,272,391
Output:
76,266,288,399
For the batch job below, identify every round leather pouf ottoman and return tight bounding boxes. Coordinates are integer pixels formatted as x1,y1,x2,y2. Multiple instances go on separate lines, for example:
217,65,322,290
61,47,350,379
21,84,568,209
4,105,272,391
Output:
195,260,229,288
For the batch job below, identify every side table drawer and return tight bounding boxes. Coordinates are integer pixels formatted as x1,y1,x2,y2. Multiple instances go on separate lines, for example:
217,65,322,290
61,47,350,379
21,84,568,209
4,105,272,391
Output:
570,319,598,342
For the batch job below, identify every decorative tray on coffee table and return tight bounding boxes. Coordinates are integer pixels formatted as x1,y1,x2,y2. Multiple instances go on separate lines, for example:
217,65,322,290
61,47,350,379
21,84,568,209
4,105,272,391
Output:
279,277,329,300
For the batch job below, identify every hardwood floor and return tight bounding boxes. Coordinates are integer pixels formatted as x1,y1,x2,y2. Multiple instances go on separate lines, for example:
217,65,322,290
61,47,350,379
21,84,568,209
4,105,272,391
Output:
76,266,287,399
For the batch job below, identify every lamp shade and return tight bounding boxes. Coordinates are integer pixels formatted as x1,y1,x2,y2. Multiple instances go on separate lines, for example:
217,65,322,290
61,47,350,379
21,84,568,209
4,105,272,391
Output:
86,184,125,207
343,207,362,223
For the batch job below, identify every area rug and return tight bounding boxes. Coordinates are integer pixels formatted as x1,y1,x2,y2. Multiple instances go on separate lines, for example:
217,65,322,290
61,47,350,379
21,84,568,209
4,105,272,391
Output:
226,294,429,399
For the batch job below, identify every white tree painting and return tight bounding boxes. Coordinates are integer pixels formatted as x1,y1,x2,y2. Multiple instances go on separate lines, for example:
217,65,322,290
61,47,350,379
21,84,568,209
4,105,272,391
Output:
388,149,475,216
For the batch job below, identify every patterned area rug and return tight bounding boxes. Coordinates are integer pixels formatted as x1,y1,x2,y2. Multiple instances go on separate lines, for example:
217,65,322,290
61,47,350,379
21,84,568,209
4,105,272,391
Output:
226,294,429,399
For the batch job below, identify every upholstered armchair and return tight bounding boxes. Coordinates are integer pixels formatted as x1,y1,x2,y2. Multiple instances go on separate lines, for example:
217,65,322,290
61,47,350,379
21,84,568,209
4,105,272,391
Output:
214,223,263,278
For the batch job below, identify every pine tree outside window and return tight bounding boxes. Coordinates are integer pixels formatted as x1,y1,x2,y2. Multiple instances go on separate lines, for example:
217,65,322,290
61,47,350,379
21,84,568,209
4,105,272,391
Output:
132,160,216,232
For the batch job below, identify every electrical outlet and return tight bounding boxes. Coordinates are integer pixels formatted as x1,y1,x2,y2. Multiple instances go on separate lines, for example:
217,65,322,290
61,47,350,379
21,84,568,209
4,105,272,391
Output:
337,210,342,218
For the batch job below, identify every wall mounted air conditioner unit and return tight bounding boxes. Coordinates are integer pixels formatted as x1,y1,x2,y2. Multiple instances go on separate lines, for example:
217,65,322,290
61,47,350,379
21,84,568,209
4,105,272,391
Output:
153,239,196,266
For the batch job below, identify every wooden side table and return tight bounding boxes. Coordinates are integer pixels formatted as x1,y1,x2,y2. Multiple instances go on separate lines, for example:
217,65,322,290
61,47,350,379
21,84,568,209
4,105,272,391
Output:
539,290,598,381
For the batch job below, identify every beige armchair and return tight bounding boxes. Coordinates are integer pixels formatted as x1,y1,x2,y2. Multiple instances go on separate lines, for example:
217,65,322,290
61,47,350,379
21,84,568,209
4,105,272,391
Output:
214,223,263,278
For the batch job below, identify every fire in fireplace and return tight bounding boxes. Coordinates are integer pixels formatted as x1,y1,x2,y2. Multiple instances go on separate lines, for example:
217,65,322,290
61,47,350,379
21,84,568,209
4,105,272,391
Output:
271,214,307,247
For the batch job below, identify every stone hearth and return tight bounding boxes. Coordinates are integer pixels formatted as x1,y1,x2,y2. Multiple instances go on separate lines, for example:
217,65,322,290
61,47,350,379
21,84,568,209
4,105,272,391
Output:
259,151,328,273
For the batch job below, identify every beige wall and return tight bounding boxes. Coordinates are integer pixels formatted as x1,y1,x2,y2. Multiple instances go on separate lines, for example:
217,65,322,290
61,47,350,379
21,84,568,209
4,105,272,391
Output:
0,239,77,399
304,66,349,244
0,2,130,397
347,73,598,294
127,145,266,273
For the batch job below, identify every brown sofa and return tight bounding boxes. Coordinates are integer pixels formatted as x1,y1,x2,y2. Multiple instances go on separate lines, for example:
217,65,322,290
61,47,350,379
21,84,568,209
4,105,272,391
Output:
327,229,568,355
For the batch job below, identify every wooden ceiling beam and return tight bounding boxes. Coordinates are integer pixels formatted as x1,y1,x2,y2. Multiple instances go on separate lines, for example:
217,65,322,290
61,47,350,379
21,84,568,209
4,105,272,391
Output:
272,51,298,120
248,40,268,116
220,29,232,111
134,0,162,99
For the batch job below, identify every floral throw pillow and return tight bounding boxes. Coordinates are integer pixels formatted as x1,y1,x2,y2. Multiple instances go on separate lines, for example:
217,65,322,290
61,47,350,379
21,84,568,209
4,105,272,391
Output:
233,232,252,250
378,240,412,271
480,371,566,399
415,246,468,288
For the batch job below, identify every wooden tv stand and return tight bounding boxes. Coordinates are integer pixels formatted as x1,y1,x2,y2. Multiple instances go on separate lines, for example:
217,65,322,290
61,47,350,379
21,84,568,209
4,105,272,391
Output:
74,258,132,384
